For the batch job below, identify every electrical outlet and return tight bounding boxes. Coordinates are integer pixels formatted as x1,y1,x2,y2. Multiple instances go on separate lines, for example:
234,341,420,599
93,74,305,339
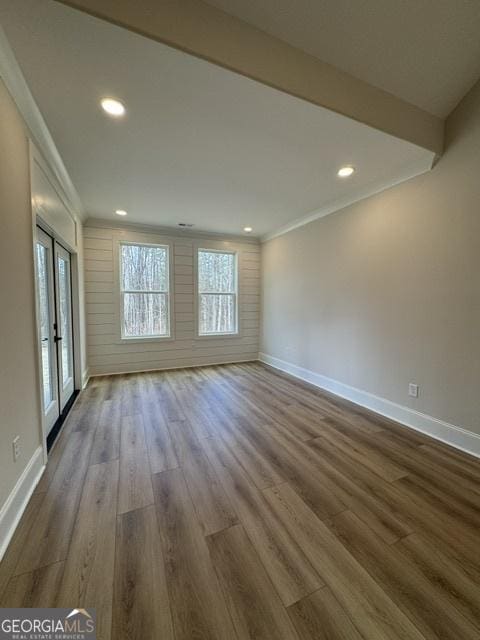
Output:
12,436,20,462
408,383,419,398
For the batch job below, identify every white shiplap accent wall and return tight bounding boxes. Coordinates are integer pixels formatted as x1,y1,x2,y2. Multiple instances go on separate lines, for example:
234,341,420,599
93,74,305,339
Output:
84,224,260,376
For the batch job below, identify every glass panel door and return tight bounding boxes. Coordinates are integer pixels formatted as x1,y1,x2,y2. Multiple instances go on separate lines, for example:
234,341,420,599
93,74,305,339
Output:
54,242,74,410
35,227,60,434
35,227,76,445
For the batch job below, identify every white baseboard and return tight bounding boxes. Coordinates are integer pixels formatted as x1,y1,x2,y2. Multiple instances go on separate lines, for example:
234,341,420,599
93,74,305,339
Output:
82,368,90,389
0,446,45,561
88,357,257,378
259,352,480,459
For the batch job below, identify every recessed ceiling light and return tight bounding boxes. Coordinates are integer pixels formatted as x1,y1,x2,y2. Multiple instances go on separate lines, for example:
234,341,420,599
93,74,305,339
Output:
244,226,253,233
101,98,126,117
115,209,127,216
337,165,355,178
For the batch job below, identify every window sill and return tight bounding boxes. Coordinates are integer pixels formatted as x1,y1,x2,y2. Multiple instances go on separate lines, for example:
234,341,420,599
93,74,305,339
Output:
195,332,240,340
117,334,175,345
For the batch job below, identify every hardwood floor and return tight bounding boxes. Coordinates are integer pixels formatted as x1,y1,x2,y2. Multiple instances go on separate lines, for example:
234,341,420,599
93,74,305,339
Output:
1,362,479,639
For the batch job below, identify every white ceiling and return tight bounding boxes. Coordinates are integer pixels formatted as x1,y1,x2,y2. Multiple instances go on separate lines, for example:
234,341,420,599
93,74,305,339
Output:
0,0,433,238
206,0,480,118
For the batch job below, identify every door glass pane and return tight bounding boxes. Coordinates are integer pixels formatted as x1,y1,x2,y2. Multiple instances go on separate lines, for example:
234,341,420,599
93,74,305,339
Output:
58,256,71,385
36,243,53,407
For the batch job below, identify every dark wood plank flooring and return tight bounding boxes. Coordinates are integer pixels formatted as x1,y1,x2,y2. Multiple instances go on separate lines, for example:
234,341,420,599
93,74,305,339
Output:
1,362,479,639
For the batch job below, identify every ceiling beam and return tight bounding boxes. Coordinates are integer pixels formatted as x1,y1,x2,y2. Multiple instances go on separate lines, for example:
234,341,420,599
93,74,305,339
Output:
56,0,444,155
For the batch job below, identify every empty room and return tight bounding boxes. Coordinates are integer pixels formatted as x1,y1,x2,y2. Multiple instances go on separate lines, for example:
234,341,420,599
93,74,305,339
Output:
1,1,480,638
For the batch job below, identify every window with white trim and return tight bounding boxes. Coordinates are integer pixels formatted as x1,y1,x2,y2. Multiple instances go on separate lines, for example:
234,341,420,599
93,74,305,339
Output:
198,249,238,335
120,242,170,339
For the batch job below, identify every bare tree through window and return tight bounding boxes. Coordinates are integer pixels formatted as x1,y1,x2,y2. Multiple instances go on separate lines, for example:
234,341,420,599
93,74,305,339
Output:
120,243,170,338
198,249,237,335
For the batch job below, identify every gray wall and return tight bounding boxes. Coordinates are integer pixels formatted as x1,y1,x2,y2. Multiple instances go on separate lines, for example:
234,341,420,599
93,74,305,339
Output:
261,78,480,436
84,224,260,375
0,78,42,508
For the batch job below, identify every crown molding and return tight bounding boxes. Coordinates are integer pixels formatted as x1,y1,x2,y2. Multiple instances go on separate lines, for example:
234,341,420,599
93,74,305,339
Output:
0,25,84,220
262,153,435,242
85,217,261,244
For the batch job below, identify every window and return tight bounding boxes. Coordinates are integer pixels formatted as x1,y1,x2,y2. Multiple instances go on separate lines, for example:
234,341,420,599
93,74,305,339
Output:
198,249,237,335
120,242,170,339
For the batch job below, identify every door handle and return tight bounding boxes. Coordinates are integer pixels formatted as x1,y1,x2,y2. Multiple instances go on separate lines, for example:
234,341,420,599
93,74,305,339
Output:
41,337,49,342
54,336,63,343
